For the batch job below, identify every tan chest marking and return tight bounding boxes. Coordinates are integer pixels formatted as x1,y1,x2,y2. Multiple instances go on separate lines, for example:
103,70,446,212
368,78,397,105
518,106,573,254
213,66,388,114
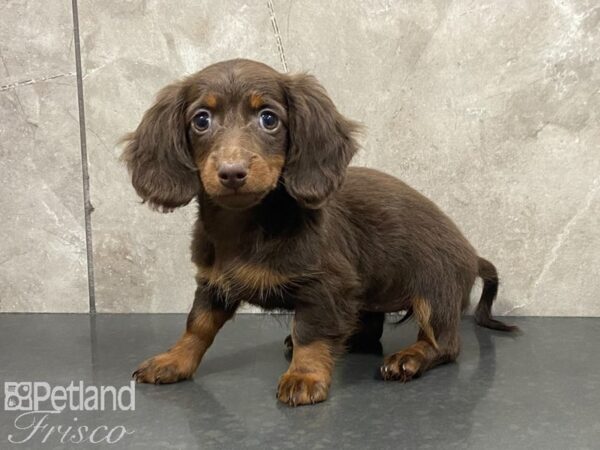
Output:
196,263,291,293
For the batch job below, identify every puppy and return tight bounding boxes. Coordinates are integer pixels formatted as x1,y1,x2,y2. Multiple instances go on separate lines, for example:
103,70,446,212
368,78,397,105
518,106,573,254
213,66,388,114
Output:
124,59,516,406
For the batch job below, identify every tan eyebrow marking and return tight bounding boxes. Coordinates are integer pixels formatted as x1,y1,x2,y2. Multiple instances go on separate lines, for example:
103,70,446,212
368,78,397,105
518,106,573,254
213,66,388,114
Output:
249,93,264,109
204,94,218,109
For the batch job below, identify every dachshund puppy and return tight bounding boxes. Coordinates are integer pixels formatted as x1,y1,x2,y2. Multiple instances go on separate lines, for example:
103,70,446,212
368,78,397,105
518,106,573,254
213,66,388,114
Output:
124,59,516,406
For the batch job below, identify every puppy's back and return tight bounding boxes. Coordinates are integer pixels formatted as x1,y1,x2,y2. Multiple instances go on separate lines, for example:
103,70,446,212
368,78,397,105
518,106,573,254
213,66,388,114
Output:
335,166,478,275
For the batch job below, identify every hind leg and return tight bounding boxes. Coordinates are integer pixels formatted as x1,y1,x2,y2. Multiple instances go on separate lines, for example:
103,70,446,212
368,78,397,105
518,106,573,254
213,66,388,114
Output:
380,297,460,382
346,311,384,353
284,311,384,355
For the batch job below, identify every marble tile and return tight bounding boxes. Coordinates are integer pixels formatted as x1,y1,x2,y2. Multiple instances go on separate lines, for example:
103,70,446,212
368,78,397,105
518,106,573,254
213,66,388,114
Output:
77,0,283,312
0,1,76,86
74,0,599,315
272,0,600,316
0,1,88,312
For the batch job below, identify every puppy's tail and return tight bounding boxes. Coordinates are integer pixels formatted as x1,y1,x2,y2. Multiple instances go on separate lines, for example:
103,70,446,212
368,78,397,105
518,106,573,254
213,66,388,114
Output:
474,257,519,332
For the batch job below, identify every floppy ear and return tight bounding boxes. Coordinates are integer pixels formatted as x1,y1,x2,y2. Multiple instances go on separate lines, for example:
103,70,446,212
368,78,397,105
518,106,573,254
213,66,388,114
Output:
121,81,199,212
283,74,360,208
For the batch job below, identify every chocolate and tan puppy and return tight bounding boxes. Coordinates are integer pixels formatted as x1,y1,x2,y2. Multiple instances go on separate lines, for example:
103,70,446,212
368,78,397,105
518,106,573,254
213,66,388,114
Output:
123,59,516,406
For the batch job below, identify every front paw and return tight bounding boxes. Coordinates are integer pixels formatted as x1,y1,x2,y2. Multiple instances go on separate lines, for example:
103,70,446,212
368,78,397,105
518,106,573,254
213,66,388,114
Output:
277,371,329,406
132,351,196,384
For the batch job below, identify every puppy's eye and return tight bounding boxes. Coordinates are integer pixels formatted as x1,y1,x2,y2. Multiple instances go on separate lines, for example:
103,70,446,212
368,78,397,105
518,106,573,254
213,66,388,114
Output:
259,109,279,131
192,109,211,132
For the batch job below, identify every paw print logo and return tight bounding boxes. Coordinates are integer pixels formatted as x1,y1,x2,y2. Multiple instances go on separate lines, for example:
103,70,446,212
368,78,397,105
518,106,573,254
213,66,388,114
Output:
4,382,32,411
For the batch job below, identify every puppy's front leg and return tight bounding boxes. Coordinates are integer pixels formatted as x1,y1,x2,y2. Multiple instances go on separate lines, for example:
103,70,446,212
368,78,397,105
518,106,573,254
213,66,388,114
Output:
133,285,237,384
277,307,343,406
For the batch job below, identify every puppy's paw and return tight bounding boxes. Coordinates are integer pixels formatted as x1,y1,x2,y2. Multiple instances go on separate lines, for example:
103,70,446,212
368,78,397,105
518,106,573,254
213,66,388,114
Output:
380,351,424,382
277,371,329,406
132,351,196,384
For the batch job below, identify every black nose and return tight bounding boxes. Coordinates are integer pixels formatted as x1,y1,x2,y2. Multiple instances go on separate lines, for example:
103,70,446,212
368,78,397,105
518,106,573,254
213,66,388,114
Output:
218,163,248,189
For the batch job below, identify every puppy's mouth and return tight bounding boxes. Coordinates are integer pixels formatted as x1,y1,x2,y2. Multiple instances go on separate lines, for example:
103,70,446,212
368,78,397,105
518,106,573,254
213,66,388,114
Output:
211,191,266,210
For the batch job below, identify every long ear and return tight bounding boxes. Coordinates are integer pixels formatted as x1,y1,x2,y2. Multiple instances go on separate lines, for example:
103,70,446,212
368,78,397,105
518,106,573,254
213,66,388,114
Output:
283,74,360,208
121,81,199,212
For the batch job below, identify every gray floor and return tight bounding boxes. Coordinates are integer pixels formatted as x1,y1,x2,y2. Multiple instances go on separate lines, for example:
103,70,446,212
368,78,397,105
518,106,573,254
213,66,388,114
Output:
0,315,598,449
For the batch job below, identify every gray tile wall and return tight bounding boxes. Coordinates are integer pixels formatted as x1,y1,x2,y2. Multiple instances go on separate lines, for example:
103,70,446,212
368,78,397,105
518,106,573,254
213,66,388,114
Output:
1,1,599,315
0,1,88,312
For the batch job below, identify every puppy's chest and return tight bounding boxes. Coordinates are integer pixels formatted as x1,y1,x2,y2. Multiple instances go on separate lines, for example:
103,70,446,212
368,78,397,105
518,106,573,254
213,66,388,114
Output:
196,262,297,310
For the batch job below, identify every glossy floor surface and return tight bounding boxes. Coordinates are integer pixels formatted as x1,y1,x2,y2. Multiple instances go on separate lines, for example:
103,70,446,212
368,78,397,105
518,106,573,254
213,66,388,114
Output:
0,315,598,449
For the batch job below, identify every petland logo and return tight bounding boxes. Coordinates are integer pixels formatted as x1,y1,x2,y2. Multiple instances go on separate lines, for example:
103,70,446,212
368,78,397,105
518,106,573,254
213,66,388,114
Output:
4,381,135,445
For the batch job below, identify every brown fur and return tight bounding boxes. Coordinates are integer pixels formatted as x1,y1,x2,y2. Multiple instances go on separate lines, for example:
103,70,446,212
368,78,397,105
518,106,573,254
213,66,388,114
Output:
124,59,517,406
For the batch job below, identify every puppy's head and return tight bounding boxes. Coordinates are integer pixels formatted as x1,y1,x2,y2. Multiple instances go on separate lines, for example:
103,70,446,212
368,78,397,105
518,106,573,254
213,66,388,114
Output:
122,59,359,211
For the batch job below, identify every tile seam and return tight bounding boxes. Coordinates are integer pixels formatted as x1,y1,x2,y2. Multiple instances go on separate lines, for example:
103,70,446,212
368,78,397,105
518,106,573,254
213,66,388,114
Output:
266,0,289,72
71,0,96,313
0,72,77,91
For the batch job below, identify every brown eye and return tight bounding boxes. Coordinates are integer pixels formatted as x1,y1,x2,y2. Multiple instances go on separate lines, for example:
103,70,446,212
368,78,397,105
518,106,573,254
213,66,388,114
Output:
259,109,279,131
192,109,211,132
